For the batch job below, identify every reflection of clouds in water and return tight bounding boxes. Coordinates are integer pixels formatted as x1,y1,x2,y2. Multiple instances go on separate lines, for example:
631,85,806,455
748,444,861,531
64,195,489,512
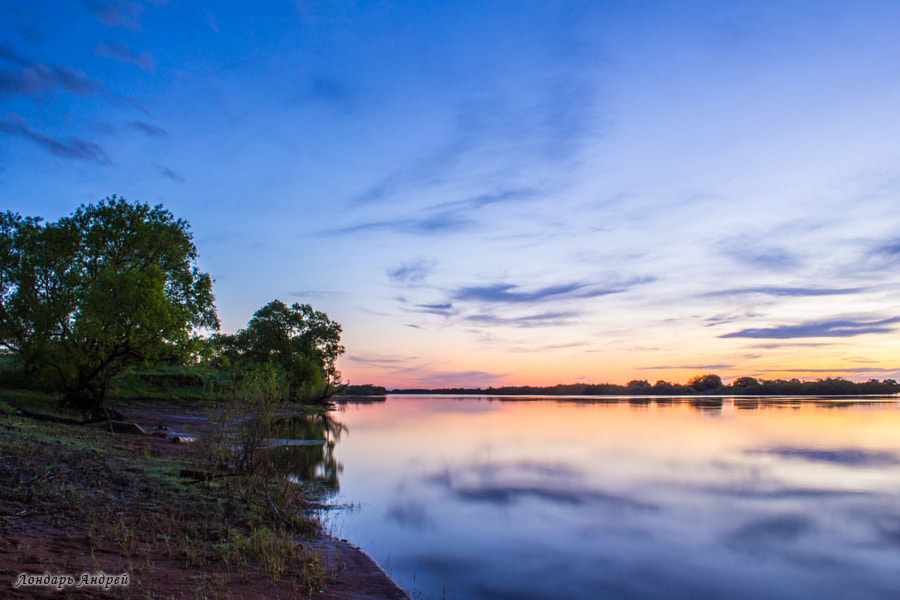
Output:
701,483,870,500
384,500,434,530
402,553,483,579
453,484,655,508
425,460,655,509
729,514,815,546
874,515,900,546
749,447,900,466
339,397,900,599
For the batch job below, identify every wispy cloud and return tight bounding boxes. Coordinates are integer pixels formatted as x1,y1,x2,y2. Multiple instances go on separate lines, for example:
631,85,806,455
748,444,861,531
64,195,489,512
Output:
865,238,900,266
754,366,900,374
464,311,579,327
0,114,109,163
83,0,144,29
95,41,155,70
748,341,834,349
158,165,184,182
414,303,454,317
431,187,539,212
410,369,509,388
720,238,803,271
289,289,343,299
350,68,598,208
721,317,900,339
346,354,508,388
351,114,476,205
386,259,435,285
333,212,475,236
704,286,865,298
0,44,104,99
454,279,650,304
637,364,733,371
129,121,167,136
345,355,412,367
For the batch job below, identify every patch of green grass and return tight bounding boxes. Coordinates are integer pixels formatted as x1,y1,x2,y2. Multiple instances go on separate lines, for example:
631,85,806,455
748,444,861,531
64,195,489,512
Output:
0,388,83,419
109,365,236,403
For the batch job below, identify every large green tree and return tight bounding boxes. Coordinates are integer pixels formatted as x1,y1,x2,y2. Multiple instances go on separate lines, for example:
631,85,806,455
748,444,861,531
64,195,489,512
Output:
0,197,218,414
233,300,345,402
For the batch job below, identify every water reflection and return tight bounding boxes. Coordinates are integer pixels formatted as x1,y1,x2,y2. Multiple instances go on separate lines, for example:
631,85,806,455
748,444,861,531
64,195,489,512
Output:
267,413,347,490
331,395,900,599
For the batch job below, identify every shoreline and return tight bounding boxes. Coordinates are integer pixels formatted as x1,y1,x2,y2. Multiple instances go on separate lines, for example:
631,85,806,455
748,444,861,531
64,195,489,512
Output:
0,396,409,599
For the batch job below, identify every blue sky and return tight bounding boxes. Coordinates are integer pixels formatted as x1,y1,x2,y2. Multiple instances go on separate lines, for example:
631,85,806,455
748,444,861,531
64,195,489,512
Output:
3,0,900,387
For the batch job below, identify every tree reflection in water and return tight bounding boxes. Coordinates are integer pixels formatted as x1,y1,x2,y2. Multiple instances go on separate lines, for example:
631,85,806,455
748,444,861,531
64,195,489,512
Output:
267,413,347,492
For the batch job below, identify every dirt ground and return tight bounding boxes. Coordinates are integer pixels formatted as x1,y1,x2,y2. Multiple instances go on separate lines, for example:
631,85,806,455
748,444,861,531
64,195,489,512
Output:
0,402,410,599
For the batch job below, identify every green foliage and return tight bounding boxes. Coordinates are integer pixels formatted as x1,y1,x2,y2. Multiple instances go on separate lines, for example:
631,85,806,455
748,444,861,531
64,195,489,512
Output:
225,300,345,403
0,197,218,414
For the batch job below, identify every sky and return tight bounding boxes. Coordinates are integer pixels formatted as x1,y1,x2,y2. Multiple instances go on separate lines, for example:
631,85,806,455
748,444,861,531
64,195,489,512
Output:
2,0,900,388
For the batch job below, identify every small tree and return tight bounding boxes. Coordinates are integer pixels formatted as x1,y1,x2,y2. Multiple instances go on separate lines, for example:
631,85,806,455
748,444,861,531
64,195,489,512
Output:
234,300,345,402
688,373,723,393
731,376,760,389
0,197,218,414
625,379,652,394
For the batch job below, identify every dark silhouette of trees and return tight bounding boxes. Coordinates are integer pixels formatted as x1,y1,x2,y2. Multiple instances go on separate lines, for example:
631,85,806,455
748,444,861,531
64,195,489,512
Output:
732,376,760,389
688,374,724,393
391,375,900,397
0,197,218,414
625,379,652,394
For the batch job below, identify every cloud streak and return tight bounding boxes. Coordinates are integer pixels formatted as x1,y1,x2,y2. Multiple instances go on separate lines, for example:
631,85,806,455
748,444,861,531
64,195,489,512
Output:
84,0,144,29
704,286,865,298
158,165,184,182
0,115,109,163
95,41,155,70
464,311,579,327
454,279,651,304
0,44,104,98
721,238,803,271
333,212,475,236
129,121,167,136
721,317,900,339
387,259,435,285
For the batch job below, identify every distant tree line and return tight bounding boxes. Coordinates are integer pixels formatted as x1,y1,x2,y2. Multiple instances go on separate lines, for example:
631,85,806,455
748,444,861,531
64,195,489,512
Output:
392,374,900,397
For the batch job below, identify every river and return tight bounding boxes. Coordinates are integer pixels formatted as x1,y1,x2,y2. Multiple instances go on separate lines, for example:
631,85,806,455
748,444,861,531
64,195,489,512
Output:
315,395,900,599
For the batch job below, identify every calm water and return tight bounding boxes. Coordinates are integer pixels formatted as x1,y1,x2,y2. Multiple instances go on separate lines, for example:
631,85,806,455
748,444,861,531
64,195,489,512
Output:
316,395,900,599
